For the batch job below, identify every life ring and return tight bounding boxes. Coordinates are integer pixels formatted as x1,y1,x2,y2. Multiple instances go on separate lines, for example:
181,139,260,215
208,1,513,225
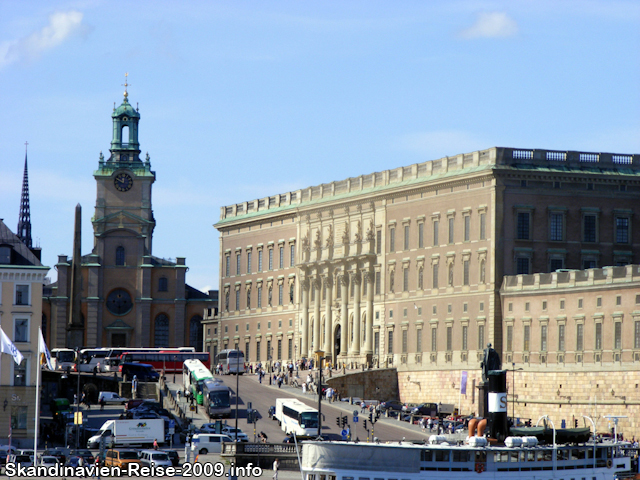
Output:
606,459,613,468
475,462,485,473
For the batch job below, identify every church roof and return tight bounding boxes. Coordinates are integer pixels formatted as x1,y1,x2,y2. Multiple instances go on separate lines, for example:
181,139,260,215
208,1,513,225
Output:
0,219,43,266
113,99,139,119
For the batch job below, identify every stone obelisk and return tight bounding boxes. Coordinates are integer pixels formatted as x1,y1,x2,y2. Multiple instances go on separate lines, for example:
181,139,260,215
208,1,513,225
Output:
67,203,84,348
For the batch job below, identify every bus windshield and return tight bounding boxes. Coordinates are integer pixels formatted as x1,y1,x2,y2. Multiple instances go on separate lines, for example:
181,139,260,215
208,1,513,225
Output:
210,390,230,408
57,350,76,363
300,412,318,429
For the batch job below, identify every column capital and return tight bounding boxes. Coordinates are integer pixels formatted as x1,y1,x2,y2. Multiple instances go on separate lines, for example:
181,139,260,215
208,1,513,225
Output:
351,270,362,286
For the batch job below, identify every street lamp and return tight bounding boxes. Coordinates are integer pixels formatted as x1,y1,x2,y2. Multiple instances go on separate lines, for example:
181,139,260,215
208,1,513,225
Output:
173,355,177,383
317,356,326,438
75,347,81,449
511,362,523,422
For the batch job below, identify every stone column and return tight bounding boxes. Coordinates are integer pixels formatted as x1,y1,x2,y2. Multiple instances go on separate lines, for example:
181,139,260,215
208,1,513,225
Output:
301,278,310,356
365,271,374,354
340,274,349,357
351,271,361,355
313,277,322,354
323,275,333,359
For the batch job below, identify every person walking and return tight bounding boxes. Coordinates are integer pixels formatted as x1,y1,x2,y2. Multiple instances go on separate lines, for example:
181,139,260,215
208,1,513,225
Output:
272,458,280,480
100,397,106,411
153,438,159,450
93,455,101,479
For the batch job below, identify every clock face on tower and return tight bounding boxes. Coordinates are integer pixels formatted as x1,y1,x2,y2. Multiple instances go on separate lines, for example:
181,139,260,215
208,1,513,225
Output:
114,172,133,192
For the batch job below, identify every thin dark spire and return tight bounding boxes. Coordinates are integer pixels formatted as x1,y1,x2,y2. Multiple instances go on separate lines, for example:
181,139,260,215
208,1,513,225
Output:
17,142,32,249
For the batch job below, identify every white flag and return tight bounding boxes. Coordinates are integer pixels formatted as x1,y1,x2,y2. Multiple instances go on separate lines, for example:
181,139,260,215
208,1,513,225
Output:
39,327,54,370
0,327,24,365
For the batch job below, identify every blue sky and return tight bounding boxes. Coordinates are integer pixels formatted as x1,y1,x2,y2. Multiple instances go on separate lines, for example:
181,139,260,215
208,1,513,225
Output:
1,1,638,292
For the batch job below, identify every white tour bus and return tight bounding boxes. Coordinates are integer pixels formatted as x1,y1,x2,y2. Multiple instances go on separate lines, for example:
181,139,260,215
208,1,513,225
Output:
78,348,110,372
214,349,246,375
51,348,76,371
275,398,319,436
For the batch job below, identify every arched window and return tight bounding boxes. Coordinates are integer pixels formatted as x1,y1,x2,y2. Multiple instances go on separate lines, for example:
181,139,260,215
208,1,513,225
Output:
158,277,168,292
116,246,125,266
189,315,203,349
154,314,169,347
121,125,130,145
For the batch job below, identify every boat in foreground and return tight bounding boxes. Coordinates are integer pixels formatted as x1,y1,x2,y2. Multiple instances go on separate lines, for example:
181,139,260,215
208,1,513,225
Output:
300,437,639,480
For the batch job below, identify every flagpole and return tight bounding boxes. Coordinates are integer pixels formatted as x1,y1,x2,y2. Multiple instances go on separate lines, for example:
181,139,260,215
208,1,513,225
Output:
34,329,42,464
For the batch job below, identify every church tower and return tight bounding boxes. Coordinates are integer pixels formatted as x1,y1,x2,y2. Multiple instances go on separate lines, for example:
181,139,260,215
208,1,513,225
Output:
17,143,32,249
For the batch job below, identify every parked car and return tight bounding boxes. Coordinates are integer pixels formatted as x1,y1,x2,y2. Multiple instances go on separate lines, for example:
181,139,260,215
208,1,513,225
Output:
191,433,233,454
138,450,172,468
98,392,127,405
378,400,404,413
220,426,249,442
39,455,60,466
124,399,147,411
7,454,33,468
104,449,141,470
42,447,70,465
131,411,161,420
198,423,219,433
64,456,83,467
411,403,438,416
69,449,95,464
165,450,180,467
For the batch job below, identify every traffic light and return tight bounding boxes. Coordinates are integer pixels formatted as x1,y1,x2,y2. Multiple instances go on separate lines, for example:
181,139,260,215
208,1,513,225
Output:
363,419,367,430
368,412,373,423
574,419,578,428
341,415,348,427
336,416,341,426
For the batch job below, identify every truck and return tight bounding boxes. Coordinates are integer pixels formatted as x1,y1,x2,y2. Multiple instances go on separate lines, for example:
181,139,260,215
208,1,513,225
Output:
87,419,164,449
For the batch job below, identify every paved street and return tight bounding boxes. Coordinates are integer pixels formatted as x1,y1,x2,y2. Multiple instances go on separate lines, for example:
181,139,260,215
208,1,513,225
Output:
1,370,464,478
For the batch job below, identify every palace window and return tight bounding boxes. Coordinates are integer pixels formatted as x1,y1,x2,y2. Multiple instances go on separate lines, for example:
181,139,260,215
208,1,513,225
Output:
258,250,263,272
480,213,486,240
290,244,295,267
389,227,395,252
616,217,630,244
583,214,597,242
614,322,622,350
403,267,409,292
404,225,410,250
595,323,602,350
402,330,408,353
463,260,470,286
558,324,565,352
446,326,452,351
418,222,424,248
506,325,513,351
236,254,241,274
550,213,564,241
376,230,382,254
431,327,437,352
387,330,394,355
417,329,422,351
433,220,439,246
247,251,252,273
158,277,168,292
0,246,11,264
540,325,548,352
448,218,454,244
517,212,531,240
478,325,485,350
279,246,284,269
375,271,381,295
278,284,283,306
462,326,468,351
225,255,230,276
523,325,530,351
235,289,240,310
268,249,273,270
576,324,584,351
432,264,439,289
464,215,470,242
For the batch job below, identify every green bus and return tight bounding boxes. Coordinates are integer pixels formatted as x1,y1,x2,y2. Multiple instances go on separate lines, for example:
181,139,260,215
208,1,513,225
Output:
183,359,214,405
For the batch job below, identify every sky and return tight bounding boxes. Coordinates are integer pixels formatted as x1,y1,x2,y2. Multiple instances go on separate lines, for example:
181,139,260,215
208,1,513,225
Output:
1,0,638,292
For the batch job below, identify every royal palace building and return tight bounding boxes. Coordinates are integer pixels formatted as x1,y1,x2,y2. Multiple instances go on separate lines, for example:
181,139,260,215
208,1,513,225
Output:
211,146,640,433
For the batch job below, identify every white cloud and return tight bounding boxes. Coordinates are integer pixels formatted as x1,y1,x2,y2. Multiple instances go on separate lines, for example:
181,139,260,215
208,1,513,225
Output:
395,130,488,159
459,12,518,39
0,10,84,69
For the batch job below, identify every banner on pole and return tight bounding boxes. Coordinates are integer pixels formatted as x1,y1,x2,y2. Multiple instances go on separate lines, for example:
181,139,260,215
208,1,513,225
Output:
460,371,468,395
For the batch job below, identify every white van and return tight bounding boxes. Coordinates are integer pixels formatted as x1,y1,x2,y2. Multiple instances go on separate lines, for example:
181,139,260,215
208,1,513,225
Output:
138,450,172,467
98,392,127,405
191,433,233,454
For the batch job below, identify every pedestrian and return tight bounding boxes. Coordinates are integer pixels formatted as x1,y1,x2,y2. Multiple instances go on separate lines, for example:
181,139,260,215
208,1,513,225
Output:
177,390,181,401
259,369,263,384
80,392,86,407
272,458,280,480
93,455,101,478
100,397,106,411
153,438,158,450
74,393,78,405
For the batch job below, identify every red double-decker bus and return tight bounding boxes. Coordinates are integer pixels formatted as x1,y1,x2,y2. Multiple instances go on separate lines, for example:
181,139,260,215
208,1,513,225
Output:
119,350,210,373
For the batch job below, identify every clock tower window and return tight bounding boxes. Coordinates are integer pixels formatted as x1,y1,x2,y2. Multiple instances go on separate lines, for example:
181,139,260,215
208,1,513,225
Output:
121,125,129,146
116,246,125,266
